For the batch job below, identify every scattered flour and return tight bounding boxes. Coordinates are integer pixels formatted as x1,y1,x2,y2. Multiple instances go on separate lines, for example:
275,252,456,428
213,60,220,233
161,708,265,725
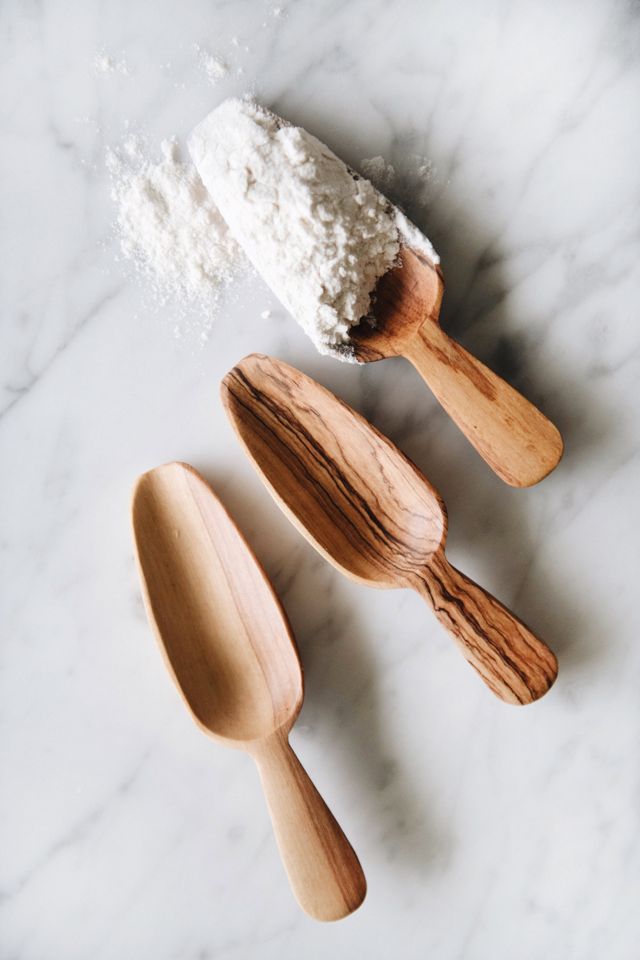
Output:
203,55,229,83
360,155,396,192
195,45,229,85
414,155,435,180
362,152,438,207
122,134,144,161
93,50,130,76
104,79,438,356
189,98,438,361
107,137,242,340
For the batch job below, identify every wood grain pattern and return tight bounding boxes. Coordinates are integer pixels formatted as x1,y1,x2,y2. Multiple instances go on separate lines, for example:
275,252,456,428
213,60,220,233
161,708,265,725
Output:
350,247,563,487
131,462,366,921
416,553,556,704
222,355,558,705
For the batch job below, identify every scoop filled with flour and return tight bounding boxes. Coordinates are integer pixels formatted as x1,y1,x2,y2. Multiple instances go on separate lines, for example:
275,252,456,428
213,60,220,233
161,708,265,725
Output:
189,98,438,361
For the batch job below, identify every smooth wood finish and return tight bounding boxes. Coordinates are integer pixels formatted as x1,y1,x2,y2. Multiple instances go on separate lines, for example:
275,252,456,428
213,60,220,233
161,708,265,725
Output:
131,462,366,921
222,355,558,705
350,248,563,487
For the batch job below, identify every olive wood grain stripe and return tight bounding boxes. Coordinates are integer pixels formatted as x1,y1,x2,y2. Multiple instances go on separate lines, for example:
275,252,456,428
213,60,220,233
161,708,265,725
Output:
222,354,559,704
416,553,558,704
229,368,434,576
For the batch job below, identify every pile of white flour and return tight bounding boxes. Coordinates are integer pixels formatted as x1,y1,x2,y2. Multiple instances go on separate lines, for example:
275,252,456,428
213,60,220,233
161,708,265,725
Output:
189,98,438,360
108,137,242,339
109,97,438,357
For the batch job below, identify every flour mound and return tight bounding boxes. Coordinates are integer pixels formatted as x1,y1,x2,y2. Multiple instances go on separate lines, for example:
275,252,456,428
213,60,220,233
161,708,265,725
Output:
189,98,438,361
189,99,398,360
108,137,242,338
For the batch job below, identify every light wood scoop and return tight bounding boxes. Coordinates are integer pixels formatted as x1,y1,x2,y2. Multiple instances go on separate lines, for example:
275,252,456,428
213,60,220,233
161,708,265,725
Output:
222,355,558,705
131,462,366,921
350,247,563,487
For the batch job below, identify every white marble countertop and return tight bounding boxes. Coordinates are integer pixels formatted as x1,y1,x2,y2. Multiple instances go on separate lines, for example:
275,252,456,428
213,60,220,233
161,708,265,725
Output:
2,1,639,957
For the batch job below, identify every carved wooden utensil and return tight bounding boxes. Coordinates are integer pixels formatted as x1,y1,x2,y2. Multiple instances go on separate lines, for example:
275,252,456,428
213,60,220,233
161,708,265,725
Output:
132,462,366,921
350,247,563,487
222,354,558,705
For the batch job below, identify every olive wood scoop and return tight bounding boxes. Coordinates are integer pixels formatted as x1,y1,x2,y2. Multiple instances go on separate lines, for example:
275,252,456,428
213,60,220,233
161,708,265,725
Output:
222,354,558,705
132,462,366,921
350,247,563,487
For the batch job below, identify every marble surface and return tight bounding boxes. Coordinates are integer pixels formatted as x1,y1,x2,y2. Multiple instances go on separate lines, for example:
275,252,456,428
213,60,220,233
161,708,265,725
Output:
2,0,639,957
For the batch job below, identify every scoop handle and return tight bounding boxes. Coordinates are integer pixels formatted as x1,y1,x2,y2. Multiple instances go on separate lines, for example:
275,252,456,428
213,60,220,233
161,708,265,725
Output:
250,731,366,921
404,320,563,486
415,552,558,704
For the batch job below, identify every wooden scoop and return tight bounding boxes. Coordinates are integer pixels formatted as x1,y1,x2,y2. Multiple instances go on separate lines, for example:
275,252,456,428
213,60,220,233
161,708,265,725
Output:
222,355,558,705
131,462,366,921
350,247,563,487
